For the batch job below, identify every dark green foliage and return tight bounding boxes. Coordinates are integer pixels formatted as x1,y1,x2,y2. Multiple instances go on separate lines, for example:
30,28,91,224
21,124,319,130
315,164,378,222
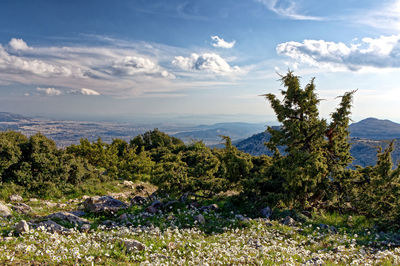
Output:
261,72,355,207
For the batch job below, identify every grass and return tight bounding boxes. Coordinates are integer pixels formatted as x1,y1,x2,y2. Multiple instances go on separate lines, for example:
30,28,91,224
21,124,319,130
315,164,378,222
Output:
1,180,400,264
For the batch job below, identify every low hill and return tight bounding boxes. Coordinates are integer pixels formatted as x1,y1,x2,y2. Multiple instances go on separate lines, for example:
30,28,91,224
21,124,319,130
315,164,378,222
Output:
172,122,266,145
349,117,400,140
0,112,30,122
235,129,400,167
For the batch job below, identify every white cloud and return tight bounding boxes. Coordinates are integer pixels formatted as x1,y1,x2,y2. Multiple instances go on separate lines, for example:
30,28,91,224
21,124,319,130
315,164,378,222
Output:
276,34,400,71
353,0,400,32
172,53,241,75
0,45,77,77
110,56,174,78
36,87,62,96
79,88,100,96
255,0,322,21
211,36,236,49
9,38,31,51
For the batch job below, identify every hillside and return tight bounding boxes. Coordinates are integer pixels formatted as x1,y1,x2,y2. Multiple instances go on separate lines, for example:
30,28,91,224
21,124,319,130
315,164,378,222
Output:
349,117,400,139
235,120,400,167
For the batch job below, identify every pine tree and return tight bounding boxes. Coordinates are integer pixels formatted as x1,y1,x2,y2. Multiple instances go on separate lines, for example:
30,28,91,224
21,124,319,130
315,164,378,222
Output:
264,71,355,207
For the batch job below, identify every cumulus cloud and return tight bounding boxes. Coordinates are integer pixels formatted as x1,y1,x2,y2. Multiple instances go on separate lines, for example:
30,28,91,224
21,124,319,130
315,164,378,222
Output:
211,36,236,49
110,56,173,78
172,53,241,75
9,38,31,50
0,45,77,77
36,87,62,96
255,0,322,20
79,88,100,95
276,34,400,71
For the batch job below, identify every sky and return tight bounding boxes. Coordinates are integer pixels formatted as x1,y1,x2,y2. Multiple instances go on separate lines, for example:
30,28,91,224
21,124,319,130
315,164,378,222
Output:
1,0,400,124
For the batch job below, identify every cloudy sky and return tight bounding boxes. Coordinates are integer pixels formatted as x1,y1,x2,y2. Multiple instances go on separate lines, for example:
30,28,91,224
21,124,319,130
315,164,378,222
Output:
1,0,400,123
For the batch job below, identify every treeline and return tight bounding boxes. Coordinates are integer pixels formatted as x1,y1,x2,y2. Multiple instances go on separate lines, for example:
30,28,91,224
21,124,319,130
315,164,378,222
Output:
1,72,400,227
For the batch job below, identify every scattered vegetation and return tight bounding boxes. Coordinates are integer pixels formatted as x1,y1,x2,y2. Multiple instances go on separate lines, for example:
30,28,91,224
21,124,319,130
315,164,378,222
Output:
1,71,400,264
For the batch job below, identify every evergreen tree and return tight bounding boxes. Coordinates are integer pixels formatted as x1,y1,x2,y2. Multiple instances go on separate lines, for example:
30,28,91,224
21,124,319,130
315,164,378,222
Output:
264,71,355,207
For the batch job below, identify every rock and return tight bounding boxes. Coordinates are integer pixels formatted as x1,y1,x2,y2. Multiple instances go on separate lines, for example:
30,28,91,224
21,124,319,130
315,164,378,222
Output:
38,220,71,234
56,203,67,208
29,198,38,202
194,214,205,224
102,220,117,228
329,225,338,234
200,204,219,212
319,223,330,230
122,239,146,252
82,195,90,200
235,214,250,222
123,180,134,188
260,206,272,219
80,223,91,232
12,203,32,214
44,201,57,208
119,213,130,223
83,196,127,214
130,196,147,206
145,206,159,214
15,220,29,234
68,210,86,217
9,194,23,202
282,216,296,226
46,212,90,226
0,202,12,217
150,200,163,209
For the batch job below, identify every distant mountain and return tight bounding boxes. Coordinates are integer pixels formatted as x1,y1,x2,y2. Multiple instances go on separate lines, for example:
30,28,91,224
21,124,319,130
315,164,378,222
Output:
235,121,400,167
0,112,30,122
172,122,266,145
349,117,400,140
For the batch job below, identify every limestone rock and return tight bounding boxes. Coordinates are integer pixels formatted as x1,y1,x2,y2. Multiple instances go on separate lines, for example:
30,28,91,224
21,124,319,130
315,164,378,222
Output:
260,206,272,219
130,195,147,206
80,223,91,232
0,202,12,217
282,216,296,226
122,239,146,252
9,194,23,202
15,220,29,234
12,203,32,214
46,211,90,226
38,220,71,234
83,196,127,214
123,180,134,188
194,214,205,224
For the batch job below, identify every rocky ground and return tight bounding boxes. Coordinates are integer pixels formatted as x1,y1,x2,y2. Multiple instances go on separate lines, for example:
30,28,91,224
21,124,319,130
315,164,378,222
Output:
1,181,400,265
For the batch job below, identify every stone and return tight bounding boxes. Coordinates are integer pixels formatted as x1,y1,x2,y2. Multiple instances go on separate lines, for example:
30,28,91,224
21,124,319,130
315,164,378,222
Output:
29,198,38,202
15,220,29,234
12,203,32,214
119,213,129,223
200,204,219,212
102,220,117,227
43,201,57,208
145,206,158,214
150,200,163,209
123,180,134,188
235,214,249,222
122,239,146,252
68,210,86,217
83,196,127,214
46,212,90,226
282,216,296,226
38,220,71,234
9,194,23,202
319,223,330,230
130,196,147,206
260,206,272,219
194,214,205,224
0,202,12,217
80,223,91,232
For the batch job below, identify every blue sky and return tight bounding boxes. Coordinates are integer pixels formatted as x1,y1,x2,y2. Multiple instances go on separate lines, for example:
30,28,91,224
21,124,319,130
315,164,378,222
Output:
1,0,400,123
